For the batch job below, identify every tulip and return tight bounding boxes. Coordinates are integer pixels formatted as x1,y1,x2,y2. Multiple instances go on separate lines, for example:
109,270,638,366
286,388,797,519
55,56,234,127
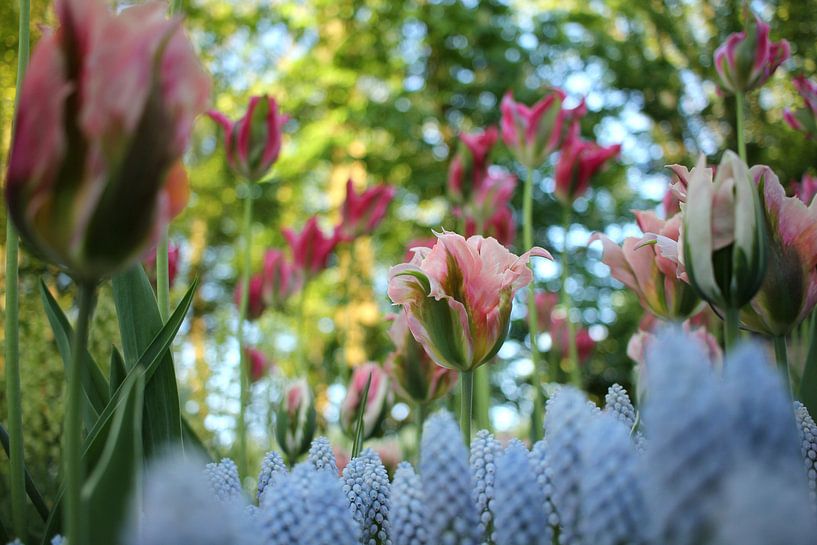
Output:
554,125,621,205
460,170,518,246
245,347,273,383
464,206,516,247
784,76,817,139
447,127,498,203
275,379,317,464
208,95,287,182
403,238,437,263
283,216,338,281
5,0,210,282
591,212,700,320
384,312,458,404
233,273,266,320
550,314,595,363
335,179,396,242
340,363,392,441
261,249,299,309
388,231,552,372
500,89,565,168
713,14,790,95
531,291,559,332
144,242,180,288
739,166,817,337
794,173,817,205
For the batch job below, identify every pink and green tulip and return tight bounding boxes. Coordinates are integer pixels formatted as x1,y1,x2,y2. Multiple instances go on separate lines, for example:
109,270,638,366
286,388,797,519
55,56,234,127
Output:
387,231,552,372
714,13,790,95
340,363,392,440
276,379,317,464
784,76,817,139
335,178,396,242
500,89,565,169
794,173,817,205
5,0,210,281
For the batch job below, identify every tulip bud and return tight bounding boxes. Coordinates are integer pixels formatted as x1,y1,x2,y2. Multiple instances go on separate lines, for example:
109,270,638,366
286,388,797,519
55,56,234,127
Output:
233,273,266,320
447,127,498,204
784,76,817,139
335,179,396,242
793,173,817,205
388,231,552,371
385,312,458,403
245,347,273,383
550,314,596,363
714,13,790,95
739,166,817,336
554,124,621,204
261,249,299,309
500,90,565,168
339,363,392,440
681,152,767,310
275,379,317,463
208,95,287,182
5,0,210,281
283,216,338,281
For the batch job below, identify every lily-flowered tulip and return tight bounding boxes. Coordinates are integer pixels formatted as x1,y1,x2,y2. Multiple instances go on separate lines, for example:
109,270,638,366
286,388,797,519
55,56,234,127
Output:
679,152,767,309
784,76,817,139
460,170,518,246
500,89,565,168
144,241,181,288
714,13,790,95
233,273,266,320
464,206,516,247
283,216,339,281
275,379,316,463
447,127,498,203
387,232,552,371
739,166,817,336
794,173,817,205
245,347,273,383
340,363,392,440
335,179,396,242
554,125,621,204
385,312,458,403
550,314,595,363
5,0,210,281
591,211,700,320
208,95,287,182
261,249,299,309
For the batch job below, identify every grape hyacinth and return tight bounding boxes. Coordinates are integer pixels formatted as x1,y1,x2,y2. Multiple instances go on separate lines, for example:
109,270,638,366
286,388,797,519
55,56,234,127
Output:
579,413,646,545
492,441,551,545
389,462,429,545
342,448,392,545
420,411,482,545
257,450,288,504
528,439,559,532
302,470,361,545
256,472,307,545
204,458,245,505
794,401,817,511
470,429,502,544
603,383,636,430
308,436,339,475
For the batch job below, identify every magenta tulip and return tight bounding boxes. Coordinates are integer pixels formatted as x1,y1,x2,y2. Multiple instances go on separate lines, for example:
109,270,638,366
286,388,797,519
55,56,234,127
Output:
208,95,287,182
460,170,518,246
794,173,817,205
388,232,551,371
283,216,339,281
500,89,565,168
245,347,273,383
234,273,266,321
447,127,498,203
335,179,396,242
5,0,210,281
554,126,621,204
714,14,790,95
340,363,392,440
784,76,817,139
261,248,299,309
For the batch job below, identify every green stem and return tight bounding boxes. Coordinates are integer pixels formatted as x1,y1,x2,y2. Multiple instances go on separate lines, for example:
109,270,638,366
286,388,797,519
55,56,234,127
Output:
774,336,791,395
156,233,170,322
735,92,747,163
415,402,427,462
236,193,254,479
523,168,544,442
473,365,490,431
460,370,473,444
561,205,581,387
169,0,183,15
295,279,309,375
724,306,739,353
65,282,96,545
6,0,30,539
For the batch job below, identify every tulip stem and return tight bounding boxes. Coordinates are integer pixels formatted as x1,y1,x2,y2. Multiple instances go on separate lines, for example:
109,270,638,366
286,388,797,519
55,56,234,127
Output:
460,370,473,444
295,279,309,375
65,282,96,545
735,92,747,163
774,336,791,395
561,205,581,388
523,168,544,442
724,306,739,352
6,0,30,539
236,192,254,479
156,233,170,322
415,402,427,462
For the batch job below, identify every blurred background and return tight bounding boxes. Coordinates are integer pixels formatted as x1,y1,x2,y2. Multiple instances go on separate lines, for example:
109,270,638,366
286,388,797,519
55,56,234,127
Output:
1,0,816,514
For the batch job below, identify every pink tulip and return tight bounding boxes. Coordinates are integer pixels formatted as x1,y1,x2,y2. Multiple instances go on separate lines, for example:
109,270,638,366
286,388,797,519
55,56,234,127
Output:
739,166,817,336
403,238,437,263
793,173,817,205
591,212,700,320
500,89,566,168
234,273,266,320
784,76,817,139
464,206,516,247
531,291,559,332
245,347,273,383
261,248,300,309
283,216,338,280
447,127,498,203
340,363,392,440
208,95,287,182
662,186,683,217
714,13,790,95
388,232,552,371
335,179,396,242
144,241,181,288
384,312,458,403
5,0,210,281
459,170,518,246
628,322,722,373
554,125,620,204
550,314,595,363
276,379,316,462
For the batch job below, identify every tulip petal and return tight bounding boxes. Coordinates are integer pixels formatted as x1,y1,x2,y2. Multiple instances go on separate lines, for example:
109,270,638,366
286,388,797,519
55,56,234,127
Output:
683,155,721,303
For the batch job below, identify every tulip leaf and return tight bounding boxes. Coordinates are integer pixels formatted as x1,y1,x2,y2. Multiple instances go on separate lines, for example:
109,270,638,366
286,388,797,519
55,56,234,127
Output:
109,346,127,397
39,280,109,426
0,516,8,545
82,368,144,545
112,265,183,459
0,423,50,523
351,372,373,459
